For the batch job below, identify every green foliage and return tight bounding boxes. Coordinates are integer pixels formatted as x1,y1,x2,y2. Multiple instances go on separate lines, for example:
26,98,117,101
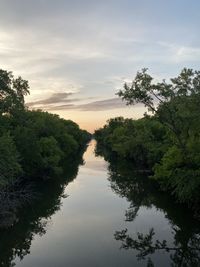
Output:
9,110,90,179
0,133,22,186
38,137,63,178
0,69,29,115
154,142,200,203
117,68,200,153
0,68,91,185
95,116,168,169
96,68,200,205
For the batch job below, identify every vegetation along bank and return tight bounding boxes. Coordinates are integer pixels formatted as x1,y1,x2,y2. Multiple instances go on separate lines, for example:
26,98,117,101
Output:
0,69,91,227
95,68,200,210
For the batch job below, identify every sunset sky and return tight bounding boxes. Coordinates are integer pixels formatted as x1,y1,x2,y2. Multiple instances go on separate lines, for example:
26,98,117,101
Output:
1,0,200,132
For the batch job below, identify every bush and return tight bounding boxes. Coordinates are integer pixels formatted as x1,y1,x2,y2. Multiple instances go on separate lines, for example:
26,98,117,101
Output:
0,133,22,186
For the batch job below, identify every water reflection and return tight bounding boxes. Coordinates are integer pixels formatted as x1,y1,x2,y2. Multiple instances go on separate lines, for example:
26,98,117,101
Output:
96,145,200,267
0,154,84,267
1,142,200,267
115,228,200,267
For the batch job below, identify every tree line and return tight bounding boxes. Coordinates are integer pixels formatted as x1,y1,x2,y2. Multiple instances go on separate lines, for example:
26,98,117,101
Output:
0,69,91,187
95,68,200,207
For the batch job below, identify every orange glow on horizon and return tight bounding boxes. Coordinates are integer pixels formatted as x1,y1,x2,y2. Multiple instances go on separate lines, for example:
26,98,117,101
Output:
49,106,146,133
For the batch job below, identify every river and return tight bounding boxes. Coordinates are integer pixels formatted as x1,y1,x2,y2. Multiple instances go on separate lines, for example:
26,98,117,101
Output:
1,140,200,267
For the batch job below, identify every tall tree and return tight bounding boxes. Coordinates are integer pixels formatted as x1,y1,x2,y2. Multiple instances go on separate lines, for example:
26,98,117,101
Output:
0,69,29,115
117,68,200,154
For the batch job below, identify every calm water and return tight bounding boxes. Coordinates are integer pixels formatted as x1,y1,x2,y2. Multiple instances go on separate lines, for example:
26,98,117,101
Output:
1,140,200,267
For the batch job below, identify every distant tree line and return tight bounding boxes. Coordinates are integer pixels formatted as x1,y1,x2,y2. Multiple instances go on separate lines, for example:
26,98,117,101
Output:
95,68,200,206
0,69,91,187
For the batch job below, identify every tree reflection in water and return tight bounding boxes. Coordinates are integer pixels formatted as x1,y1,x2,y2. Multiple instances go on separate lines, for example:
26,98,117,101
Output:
96,145,200,267
0,154,84,267
115,228,200,267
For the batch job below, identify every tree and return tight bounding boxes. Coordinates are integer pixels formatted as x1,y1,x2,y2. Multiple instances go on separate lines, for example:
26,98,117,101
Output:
0,133,22,186
0,69,29,115
117,68,200,154
38,136,63,178
95,116,168,168
117,68,200,203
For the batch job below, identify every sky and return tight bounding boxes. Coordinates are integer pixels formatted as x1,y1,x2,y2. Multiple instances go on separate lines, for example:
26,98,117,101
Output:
1,0,200,132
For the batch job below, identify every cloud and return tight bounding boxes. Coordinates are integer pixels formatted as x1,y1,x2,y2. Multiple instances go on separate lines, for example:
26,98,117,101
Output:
1,0,200,132
27,92,74,107
26,92,103,111
78,98,127,111
43,97,129,112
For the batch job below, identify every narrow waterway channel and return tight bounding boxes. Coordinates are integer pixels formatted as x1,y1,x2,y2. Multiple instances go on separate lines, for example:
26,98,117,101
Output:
2,140,200,267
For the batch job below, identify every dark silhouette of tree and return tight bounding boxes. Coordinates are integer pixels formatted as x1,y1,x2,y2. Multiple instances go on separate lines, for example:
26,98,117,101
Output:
115,228,200,267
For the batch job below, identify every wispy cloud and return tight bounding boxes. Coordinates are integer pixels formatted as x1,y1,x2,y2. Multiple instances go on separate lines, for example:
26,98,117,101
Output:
27,92,75,107
158,42,200,63
38,97,129,112
77,98,127,111
1,0,200,131
27,92,129,112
